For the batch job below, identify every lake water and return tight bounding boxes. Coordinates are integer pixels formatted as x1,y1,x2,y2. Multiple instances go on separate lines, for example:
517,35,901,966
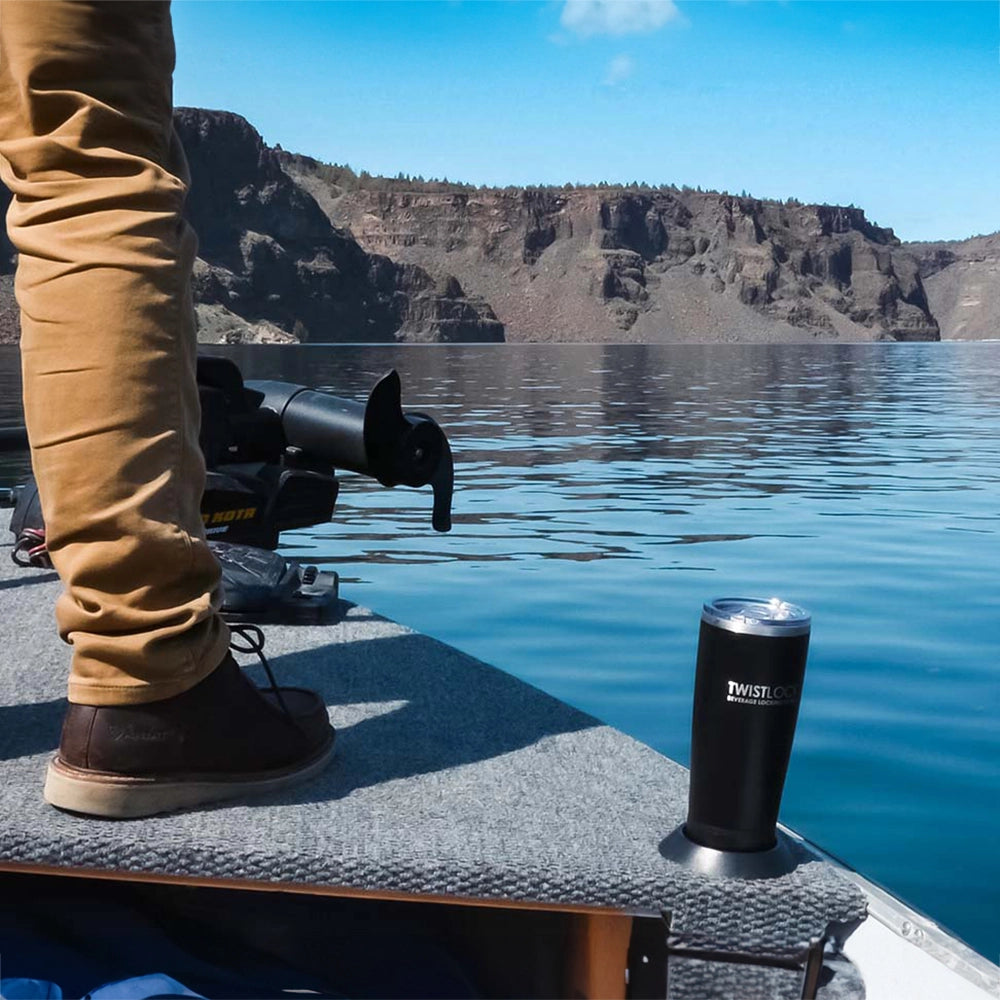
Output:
1,341,998,961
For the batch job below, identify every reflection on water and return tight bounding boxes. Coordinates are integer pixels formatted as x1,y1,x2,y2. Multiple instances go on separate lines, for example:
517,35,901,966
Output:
1,341,998,958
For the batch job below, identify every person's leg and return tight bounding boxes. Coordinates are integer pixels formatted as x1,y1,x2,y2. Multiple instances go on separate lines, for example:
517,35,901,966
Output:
0,0,228,704
0,0,333,816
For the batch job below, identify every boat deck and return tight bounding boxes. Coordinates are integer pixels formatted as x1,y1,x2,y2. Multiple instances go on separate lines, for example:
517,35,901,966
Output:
0,512,868,997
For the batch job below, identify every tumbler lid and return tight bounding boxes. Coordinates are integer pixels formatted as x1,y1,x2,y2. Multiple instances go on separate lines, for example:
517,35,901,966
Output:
702,597,811,637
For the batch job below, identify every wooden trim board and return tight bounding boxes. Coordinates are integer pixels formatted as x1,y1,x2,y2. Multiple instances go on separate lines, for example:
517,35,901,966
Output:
0,858,636,917
0,862,636,999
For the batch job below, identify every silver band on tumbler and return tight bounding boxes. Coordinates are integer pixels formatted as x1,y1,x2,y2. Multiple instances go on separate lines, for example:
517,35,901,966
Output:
701,597,811,638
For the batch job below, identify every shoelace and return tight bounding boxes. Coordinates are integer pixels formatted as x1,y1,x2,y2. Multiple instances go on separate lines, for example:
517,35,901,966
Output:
11,527,52,569
10,544,297,721
9,541,298,722
228,623,292,717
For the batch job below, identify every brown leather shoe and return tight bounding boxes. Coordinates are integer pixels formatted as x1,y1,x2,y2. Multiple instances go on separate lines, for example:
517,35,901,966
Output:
43,653,334,818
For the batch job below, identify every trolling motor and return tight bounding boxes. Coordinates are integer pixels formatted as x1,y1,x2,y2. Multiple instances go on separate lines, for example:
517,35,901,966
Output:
3,356,453,625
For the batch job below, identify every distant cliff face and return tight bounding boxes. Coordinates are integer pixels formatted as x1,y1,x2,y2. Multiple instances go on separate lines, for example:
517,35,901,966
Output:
289,169,940,343
906,234,1000,340
174,109,503,344
0,110,504,346
3,108,987,346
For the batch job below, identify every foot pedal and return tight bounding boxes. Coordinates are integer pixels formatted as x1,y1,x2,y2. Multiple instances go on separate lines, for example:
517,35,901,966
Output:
211,542,342,625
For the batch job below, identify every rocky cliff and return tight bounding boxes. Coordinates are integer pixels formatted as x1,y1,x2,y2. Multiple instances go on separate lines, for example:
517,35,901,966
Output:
286,161,940,344
3,106,985,346
0,109,504,346
906,234,1000,340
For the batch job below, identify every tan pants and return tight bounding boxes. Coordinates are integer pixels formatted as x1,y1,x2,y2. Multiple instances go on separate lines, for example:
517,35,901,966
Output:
0,0,229,705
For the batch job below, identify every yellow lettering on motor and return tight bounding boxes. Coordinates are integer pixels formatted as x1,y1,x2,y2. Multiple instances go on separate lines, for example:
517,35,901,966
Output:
205,507,259,526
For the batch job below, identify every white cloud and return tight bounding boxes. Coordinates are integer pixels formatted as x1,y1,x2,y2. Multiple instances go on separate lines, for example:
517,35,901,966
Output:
603,54,635,85
560,0,680,38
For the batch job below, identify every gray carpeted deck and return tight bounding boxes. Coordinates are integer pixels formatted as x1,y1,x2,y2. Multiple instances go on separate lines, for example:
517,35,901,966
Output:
0,512,865,967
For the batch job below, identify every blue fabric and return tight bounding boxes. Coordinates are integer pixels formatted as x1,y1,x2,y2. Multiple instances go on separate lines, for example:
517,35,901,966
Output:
2,975,204,1000
84,974,205,1000
1,981,63,1000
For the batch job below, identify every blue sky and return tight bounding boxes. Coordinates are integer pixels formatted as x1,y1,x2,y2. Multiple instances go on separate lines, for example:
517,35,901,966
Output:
172,1,1000,242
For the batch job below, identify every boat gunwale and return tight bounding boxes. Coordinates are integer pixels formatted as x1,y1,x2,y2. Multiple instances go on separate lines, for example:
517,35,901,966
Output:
779,824,1000,996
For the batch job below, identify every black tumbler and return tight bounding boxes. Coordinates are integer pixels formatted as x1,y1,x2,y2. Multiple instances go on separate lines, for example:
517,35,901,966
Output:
684,597,810,853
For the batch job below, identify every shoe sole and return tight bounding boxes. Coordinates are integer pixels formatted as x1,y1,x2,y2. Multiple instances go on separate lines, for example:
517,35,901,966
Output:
43,738,335,819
